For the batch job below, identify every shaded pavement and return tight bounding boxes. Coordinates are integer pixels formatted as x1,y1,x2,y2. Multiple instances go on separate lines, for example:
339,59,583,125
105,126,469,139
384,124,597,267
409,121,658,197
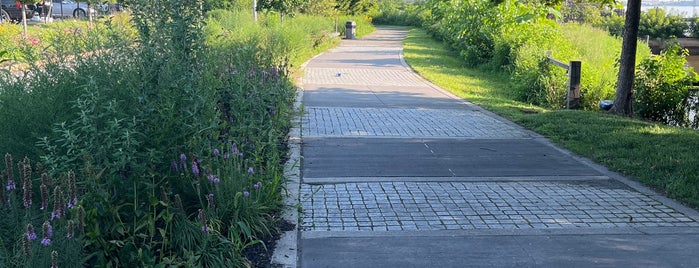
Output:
295,28,699,267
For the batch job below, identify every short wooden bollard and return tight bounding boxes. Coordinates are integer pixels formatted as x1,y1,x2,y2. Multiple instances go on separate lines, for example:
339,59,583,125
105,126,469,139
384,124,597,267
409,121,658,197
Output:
567,61,581,109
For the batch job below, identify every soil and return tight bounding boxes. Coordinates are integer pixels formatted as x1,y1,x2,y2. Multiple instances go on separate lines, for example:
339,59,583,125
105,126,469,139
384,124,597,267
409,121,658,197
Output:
243,219,296,268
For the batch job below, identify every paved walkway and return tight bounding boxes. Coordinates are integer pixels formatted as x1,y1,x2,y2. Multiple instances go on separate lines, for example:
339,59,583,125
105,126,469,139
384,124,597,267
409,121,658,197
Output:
295,28,699,267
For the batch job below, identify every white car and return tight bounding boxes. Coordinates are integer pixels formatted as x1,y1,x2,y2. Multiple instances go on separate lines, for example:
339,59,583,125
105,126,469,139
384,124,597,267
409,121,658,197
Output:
42,0,95,18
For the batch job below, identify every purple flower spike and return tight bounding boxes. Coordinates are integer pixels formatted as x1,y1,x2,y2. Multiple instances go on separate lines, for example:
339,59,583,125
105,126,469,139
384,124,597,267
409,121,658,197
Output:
41,238,51,246
231,144,238,155
213,149,220,156
254,182,261,190
6,182,15,191
67,197,77,209
243,191,250,198
224,153,230,159
191,162,200,176
247,167,254,175
51,209,62,220
27,231,37,241
179,153,187,164
171,160,178,172
213,177,220,184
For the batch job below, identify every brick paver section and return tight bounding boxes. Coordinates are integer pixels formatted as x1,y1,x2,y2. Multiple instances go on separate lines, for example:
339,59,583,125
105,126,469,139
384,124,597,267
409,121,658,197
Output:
300,181,698,231
303,68,425,86
303,107,530,138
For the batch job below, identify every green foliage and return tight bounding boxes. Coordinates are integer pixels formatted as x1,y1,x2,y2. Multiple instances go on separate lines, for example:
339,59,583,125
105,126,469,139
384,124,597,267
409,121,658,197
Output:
371,0,429,27
403,27,699,211
1,1,343,266
600,8,689,39
299,0,338,16
560,0,604,24
635,43,698,126
596,13,625,37
639,8,687,39
336,0,377,15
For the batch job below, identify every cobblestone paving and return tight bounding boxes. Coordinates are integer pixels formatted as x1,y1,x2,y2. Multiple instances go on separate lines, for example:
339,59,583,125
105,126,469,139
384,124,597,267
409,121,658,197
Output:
300,181,699,231
303,107,530,138
303,68,425,86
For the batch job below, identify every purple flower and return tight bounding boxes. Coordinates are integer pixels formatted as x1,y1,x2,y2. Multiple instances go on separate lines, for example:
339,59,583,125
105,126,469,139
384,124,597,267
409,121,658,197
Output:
261,70,268,79
27,231,37,241
231,144,238,155
191,162,200,177
67,197,78,209
26,224,37,241
213,149,220,156
41,221,52,246
254,182,261,190
171,160,178,172
51,208,62,220
207,174,220,184
180,153,187,163
223,153,230,159
247,167,254,175
6,181,15,191
201,226,209,234
243,191,250,198
239,152,244,158
269,66,279,75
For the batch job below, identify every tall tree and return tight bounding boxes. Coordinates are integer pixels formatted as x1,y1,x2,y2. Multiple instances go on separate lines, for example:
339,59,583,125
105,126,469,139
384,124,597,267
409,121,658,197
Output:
609,0,641,116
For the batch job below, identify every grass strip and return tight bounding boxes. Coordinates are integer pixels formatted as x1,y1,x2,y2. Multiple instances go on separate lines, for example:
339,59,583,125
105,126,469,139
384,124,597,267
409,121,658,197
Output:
402,27,699,208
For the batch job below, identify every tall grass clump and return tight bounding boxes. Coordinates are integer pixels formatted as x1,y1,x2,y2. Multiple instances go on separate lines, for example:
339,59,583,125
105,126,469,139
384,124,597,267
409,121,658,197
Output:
0,0,343,266
410,0,661,110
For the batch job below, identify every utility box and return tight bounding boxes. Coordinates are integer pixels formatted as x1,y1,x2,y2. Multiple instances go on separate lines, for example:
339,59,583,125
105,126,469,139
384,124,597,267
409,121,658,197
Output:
345,21,356,39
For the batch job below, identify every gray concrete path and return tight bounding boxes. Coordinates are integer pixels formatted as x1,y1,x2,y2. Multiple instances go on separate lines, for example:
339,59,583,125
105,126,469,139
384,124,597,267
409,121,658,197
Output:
296,28,699,267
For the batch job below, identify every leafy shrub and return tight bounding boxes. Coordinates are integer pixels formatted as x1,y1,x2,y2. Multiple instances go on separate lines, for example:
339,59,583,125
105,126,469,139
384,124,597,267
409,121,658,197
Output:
639,8,688,39
598,8,687,39
635,43,698,125
371,0,427,27
596,13,625,37
689,18,699,38
560,0,604,24
512,23,651,110
0,2,342,267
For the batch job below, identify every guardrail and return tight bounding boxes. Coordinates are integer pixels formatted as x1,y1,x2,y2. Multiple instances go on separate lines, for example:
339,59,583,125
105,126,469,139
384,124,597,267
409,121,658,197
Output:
546,51,581,109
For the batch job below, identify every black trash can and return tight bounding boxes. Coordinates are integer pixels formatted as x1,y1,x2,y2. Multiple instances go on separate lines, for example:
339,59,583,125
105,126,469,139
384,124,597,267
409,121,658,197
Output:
345,21,356,39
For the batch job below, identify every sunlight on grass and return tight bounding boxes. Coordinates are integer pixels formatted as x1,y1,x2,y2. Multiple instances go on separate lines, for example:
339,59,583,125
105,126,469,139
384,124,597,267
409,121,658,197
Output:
402,27,699,209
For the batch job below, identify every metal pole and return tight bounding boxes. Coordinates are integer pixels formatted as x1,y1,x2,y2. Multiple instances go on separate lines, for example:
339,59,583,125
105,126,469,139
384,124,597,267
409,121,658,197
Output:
567,61,582,109
253,0,257,23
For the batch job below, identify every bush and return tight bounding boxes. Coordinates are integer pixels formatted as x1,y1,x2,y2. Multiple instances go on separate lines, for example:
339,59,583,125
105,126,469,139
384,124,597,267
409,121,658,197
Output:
596,13,625,37
635,43,698,125
371,0,427,27
0,3,343,267
598,8,687,39
639,8,688,39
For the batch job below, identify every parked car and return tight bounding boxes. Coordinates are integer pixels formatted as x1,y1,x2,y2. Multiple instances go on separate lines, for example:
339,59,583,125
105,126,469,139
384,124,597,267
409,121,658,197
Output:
0,0,35,23
38,0,95,18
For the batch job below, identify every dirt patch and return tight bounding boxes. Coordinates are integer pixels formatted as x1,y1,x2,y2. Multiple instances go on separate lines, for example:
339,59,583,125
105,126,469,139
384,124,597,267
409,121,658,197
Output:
243,219,296,268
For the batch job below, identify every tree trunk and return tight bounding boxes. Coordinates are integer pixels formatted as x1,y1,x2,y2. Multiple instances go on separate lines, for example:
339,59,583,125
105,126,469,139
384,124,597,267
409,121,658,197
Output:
609,0,642,116
21,4,28,37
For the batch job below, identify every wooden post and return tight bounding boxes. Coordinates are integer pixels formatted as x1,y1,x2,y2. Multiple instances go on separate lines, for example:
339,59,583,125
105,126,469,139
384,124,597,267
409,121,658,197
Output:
567,61,581,109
